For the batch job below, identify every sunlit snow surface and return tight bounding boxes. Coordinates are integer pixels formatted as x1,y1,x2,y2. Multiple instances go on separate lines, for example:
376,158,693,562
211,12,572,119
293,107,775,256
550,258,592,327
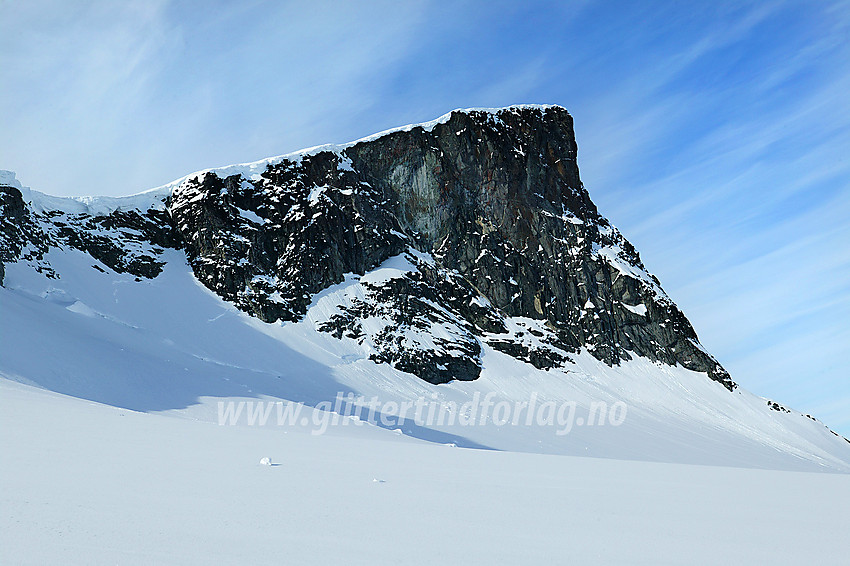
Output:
2,378,849,565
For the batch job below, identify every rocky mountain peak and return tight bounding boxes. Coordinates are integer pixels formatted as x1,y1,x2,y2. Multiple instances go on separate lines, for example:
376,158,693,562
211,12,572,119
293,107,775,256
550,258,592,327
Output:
1,106,733,389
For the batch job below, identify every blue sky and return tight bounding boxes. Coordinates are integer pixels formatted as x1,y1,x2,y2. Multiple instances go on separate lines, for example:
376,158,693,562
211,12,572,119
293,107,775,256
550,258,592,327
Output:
2,0,848,434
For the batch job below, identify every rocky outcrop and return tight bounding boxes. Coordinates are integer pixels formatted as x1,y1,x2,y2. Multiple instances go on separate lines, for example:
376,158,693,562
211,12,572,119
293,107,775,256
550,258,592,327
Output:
0,106,733,389
0,174,178,283
50,207,178,279
168,106,732,389
169,159,409,322
0,185,55,283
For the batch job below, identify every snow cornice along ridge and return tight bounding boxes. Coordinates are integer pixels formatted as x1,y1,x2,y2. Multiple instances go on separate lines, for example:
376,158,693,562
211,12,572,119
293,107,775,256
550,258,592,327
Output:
3,105,567,216
169,104,566,193
168,104,567,202
1,169,171,217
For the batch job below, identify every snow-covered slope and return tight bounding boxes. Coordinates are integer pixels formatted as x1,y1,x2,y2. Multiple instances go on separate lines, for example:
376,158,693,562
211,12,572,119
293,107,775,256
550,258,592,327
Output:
1,239,847,471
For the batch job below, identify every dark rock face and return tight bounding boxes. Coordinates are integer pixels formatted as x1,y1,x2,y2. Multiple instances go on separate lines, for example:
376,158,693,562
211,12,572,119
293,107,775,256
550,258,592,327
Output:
0,186,55,283
0,183,178,283
51,208,178,279
169,159,408,322
168,106,732,389
0,106,733,390
344,107,730,386
316,258,485,384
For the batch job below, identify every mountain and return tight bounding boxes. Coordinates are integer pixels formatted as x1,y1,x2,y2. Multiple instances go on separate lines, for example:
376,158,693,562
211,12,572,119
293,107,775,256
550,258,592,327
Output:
1,106,848,471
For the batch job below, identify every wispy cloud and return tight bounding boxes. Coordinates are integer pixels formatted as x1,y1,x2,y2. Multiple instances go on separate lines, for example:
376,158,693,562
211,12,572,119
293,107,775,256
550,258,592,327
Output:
1,0,429,195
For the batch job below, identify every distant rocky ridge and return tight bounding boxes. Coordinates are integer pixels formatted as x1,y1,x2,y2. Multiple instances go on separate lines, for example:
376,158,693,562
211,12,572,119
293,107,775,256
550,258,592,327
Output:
0,106,733,389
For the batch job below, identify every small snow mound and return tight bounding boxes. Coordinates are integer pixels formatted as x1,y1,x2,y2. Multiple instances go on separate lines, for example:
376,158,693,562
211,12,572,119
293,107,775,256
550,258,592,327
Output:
42,288,76,306
66,301,97,318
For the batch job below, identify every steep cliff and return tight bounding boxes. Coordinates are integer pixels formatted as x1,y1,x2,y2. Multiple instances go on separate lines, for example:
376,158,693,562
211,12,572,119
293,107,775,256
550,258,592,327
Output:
169,106,732,388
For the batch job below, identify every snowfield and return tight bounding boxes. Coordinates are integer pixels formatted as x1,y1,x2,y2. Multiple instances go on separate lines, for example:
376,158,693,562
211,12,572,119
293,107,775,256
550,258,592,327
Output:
2,379,849,565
